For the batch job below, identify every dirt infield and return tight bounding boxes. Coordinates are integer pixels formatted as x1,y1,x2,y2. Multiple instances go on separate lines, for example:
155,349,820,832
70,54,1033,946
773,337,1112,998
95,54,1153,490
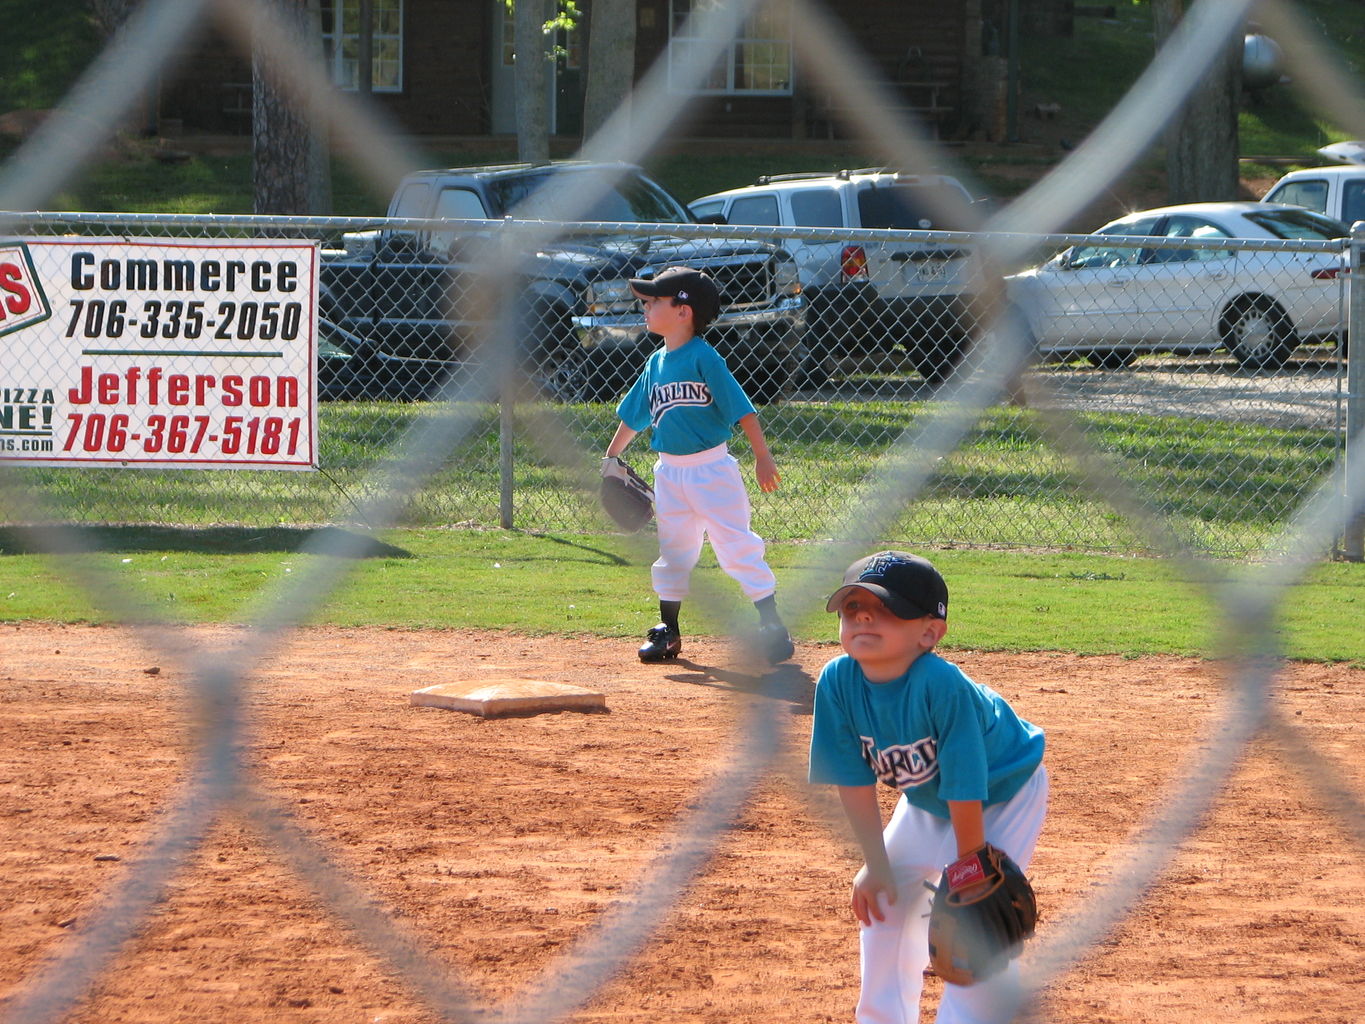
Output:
3,622,1363,1024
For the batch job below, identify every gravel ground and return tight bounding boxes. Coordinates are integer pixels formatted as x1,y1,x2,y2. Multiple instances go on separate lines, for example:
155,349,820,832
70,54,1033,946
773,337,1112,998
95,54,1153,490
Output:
813,346,1351,431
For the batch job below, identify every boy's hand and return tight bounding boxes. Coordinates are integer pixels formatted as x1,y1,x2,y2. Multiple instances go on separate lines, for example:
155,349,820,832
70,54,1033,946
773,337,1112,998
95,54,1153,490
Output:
851,862,897,927
754,451,781,493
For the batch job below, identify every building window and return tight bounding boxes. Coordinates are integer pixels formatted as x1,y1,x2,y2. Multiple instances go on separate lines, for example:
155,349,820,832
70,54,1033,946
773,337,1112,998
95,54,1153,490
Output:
668,0,791,96
322,0,404,92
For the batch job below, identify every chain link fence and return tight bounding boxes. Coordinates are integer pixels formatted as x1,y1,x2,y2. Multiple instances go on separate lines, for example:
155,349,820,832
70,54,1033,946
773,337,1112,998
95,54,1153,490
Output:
5,0,1365,1023
2,209,1355,558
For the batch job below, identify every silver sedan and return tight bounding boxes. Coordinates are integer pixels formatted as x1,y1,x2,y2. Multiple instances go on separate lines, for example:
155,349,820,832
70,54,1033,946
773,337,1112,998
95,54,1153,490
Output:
1006,202,1348,370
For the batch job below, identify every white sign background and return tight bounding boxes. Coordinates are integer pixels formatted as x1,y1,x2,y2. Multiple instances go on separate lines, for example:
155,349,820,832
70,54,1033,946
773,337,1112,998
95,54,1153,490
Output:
0,237,319,470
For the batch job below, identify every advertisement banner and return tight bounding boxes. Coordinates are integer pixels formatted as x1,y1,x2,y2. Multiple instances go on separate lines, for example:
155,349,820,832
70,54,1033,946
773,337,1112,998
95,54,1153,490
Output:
0,237,319,470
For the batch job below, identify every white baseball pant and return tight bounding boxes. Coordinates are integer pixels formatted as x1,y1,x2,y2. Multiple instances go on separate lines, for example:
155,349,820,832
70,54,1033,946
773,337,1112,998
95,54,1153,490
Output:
856,765,1049,1024
650,444,777,602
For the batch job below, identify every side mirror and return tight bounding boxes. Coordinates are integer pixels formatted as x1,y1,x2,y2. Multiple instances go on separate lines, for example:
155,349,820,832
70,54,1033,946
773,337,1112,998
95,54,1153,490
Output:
694,213,728,225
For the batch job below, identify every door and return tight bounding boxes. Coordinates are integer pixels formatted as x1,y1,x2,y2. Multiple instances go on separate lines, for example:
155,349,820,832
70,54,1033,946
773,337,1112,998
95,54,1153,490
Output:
489,0,579,135
1042,215,1162,347
1130,214,1234,348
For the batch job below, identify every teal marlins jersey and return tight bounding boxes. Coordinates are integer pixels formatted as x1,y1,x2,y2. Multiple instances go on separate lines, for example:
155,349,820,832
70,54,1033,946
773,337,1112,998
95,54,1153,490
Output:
808,651,1045,820
616,337,756,455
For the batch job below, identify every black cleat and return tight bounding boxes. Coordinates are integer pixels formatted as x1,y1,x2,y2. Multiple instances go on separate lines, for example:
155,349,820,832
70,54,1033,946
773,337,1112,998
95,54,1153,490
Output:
758,623,795,665
638,623,682,663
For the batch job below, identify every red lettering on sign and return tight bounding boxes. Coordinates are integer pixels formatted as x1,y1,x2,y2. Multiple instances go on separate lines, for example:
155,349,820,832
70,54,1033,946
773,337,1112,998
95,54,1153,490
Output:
167,375,190,405
0,263,32,317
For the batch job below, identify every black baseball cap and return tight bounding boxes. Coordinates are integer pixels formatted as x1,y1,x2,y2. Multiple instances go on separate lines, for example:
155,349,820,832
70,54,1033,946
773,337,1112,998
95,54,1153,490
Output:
826,550,949,620
629,266,722,324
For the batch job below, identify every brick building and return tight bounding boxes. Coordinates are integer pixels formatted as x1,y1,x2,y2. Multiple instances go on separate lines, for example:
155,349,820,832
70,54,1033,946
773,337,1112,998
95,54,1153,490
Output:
161,0,1015,142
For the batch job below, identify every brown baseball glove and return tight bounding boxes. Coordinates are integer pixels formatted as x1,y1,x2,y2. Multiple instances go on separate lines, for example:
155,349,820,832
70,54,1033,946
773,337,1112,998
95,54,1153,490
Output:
599,456,654,532
926,843,1038,987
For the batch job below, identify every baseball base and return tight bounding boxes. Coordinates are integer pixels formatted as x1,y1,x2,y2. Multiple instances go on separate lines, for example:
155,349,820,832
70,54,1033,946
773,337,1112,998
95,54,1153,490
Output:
409,678,607,717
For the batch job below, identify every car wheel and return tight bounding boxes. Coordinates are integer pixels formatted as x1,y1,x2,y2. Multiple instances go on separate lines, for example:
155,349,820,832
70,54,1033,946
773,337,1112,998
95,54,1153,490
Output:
546,342,650,403
743,360,794,405
902,327,970,383
793,348,836,390
544,348,593,402
1086,349,1138,370
1221,297,1297,370
521,300,574,376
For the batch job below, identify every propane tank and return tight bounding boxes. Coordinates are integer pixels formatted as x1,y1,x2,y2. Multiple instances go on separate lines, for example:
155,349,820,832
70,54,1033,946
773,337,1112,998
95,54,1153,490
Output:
1243,33,1285,90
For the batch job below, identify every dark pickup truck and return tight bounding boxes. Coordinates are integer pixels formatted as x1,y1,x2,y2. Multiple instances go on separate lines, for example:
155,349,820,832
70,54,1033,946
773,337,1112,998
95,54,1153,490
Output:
318,161,806,403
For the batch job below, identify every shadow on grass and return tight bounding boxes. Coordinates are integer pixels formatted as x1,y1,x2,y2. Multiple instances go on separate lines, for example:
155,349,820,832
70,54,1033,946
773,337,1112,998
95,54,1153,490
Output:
530,530,637,566
0,524,413,558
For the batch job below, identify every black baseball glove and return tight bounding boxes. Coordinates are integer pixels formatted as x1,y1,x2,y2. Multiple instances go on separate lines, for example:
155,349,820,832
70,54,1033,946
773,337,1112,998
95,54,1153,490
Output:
599,456,654,532
926,843,1038,987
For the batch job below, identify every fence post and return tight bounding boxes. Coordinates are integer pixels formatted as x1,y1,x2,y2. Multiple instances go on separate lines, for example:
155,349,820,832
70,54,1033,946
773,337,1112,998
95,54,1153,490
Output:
495,216,516,530
1345,223,1365,561
499,387,515,529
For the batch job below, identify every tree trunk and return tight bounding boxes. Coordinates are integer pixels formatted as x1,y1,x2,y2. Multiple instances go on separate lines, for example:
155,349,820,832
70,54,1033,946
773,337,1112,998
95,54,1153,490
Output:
304,0,332,215
582,0,636,140
358,0,374,95
514,0,551,163
253,0,331,216
1155,0,1242,204
88,0,137,36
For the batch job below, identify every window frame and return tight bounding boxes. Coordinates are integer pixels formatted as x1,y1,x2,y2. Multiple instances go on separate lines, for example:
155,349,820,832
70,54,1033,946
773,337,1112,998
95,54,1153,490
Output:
322,0,404,94
726,194,782,226
667,0,793,97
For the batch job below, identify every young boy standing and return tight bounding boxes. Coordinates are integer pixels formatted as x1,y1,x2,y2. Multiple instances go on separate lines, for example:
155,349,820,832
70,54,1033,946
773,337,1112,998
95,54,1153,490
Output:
809,551,1048,1023
602,266,794,666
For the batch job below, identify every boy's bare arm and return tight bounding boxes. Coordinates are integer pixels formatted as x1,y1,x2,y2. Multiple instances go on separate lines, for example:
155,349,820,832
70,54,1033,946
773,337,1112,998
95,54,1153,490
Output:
946,799,986,857
737,412,780,492
945,800,999,898
838,785,895,925
605,422,639,459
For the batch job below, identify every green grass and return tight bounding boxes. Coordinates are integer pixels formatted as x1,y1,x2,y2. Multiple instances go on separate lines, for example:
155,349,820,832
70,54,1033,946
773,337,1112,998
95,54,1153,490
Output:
0,3,100,111
6,398,1337,558
1015,0,1364,162
1,528,1359,666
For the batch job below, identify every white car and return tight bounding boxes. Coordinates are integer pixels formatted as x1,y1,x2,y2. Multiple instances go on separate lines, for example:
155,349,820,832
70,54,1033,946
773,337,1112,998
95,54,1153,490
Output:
689,169,983,381
1005,202,1348,370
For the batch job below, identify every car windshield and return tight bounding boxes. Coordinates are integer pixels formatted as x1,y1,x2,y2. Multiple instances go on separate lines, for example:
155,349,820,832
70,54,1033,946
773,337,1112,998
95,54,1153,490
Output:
1242,208,1348,240
491,169,692,224
1266,179,1328,214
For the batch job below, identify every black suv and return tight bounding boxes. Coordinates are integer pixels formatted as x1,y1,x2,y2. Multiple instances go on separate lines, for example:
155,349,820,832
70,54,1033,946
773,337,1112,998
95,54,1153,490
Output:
319,161,806,402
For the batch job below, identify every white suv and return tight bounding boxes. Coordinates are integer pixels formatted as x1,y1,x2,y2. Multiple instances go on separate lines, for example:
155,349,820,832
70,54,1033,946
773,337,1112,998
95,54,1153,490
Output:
689,169,983,380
